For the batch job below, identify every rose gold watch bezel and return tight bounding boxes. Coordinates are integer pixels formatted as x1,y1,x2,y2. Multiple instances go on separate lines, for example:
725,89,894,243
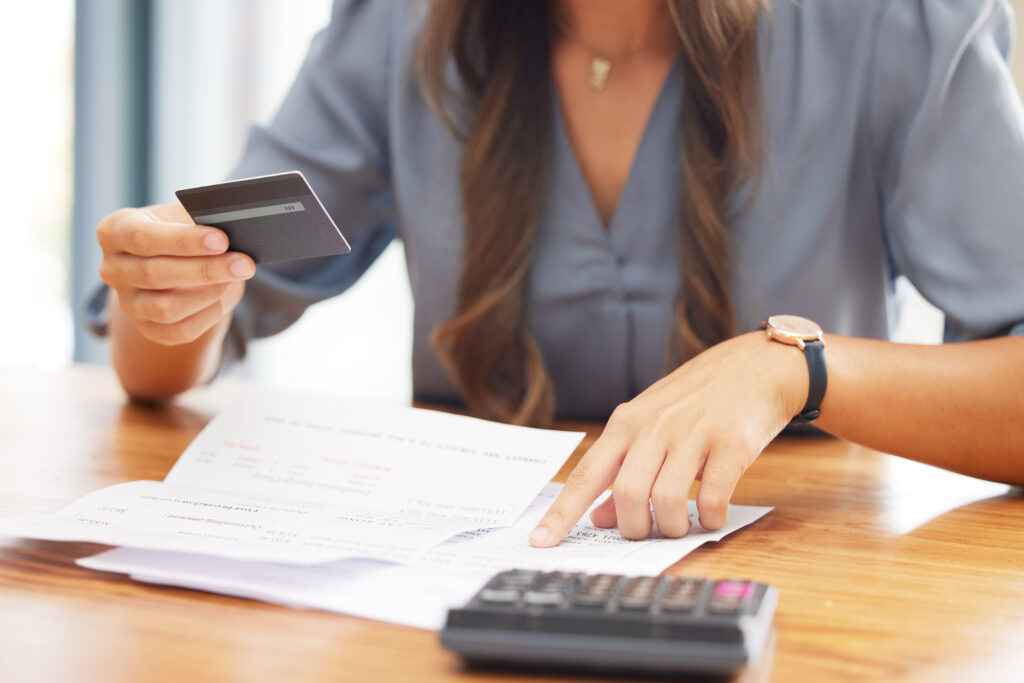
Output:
760,315,825,351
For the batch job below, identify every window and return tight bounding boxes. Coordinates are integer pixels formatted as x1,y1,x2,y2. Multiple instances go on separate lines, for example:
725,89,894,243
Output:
63,0,413,401
140,0,414,401
0,2,75,369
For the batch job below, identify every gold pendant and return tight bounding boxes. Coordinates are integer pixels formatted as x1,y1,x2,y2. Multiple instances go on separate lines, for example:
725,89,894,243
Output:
588,57,612,90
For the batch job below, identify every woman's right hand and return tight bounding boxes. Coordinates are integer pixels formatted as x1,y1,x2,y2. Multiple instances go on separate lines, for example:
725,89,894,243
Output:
97,201,255,345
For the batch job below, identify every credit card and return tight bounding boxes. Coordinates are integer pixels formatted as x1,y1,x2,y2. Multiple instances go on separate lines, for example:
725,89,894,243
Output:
175,171,351,264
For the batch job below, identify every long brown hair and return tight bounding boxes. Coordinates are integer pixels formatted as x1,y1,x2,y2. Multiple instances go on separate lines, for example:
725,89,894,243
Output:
418,0,765,426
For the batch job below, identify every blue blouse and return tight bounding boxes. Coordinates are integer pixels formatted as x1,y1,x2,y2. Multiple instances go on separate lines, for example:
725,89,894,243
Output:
224,0,1024,418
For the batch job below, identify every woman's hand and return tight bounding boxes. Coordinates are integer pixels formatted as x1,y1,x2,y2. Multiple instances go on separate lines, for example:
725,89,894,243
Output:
529,331,810,546
97,202,254,345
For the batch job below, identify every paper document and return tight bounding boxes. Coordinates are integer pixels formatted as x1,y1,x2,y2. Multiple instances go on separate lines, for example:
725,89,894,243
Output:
80,483,772,629
0,394,584,563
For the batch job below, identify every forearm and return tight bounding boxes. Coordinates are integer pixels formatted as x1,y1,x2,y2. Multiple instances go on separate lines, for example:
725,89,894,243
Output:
815,335,1024,485
108,288,230,402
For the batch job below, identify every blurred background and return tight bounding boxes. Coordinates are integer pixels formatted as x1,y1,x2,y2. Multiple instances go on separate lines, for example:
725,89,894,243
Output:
3,0,1023,403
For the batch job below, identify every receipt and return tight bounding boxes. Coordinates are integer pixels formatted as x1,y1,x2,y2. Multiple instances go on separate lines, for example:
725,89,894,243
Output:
79,483,772,629
0,393,584,563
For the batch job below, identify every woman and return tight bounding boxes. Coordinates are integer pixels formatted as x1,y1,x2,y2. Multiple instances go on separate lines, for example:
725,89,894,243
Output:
95,0,1024,549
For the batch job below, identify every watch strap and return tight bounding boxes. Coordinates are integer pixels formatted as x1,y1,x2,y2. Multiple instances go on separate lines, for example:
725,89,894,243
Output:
797,340,827,422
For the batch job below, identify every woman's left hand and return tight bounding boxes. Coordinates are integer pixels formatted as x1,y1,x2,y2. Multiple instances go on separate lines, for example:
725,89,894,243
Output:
529,330,810,546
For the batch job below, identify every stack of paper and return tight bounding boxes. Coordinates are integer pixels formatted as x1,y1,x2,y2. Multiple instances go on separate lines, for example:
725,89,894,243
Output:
81,483,770,629
0,392,771,629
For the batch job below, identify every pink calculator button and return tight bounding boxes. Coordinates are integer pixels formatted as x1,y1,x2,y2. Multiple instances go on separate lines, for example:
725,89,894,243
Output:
714,581,755,599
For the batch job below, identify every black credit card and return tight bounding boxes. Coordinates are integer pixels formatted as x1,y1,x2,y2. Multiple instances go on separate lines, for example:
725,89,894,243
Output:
175,171,351,264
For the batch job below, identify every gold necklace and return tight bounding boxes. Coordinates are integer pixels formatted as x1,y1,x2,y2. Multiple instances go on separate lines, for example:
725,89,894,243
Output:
552,13,671,91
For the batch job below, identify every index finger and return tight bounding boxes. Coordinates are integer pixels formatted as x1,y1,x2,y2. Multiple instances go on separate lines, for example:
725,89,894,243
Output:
111,215,229,258
529,431,628,547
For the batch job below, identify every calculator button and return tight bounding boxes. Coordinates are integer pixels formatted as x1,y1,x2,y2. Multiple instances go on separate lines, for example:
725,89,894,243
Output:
573,592,611,608
659,578,703,612
523,590,564,606
713,580,755,599
499,570,540,586
578,576,618,596
580,574,619,592
574,574,621,608
664,577,702,592
537,575,576,592
616,577,661,610
479,588,520,603
707,580,754,614
707,600,743,614
616,596,654,610
660,596,698,612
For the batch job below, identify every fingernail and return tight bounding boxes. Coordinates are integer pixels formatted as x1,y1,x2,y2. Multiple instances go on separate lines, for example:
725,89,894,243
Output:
529,526,550,546
230,258,253,278
203,232,226,252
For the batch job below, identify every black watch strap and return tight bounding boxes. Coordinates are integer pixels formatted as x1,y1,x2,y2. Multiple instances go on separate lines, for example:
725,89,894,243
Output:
797,340,827,423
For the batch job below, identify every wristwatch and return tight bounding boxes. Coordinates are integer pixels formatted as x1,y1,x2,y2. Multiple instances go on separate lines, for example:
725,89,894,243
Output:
760,315,827,423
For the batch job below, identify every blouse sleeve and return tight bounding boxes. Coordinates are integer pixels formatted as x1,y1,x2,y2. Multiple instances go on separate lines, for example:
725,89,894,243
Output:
223,0,399,363
870,0,1024,341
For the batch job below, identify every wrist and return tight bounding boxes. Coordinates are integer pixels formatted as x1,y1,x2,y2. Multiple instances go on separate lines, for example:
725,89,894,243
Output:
758,315,828,423
753,331,810,421
109,292,232,401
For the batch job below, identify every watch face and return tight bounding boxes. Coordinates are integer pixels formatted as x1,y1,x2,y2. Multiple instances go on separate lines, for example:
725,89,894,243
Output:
767,315,822,339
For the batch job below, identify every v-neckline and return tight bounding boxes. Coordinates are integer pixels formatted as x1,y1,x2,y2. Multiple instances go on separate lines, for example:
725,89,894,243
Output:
551,58,681,237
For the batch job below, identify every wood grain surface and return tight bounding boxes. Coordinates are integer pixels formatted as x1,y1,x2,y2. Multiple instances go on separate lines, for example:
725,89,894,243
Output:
1,364,1021,683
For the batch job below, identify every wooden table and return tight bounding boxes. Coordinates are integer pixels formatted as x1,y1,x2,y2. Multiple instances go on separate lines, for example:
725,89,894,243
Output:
1,364,1021,683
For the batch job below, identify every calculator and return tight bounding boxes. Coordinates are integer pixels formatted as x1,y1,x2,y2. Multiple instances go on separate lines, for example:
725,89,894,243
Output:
441,569,777,676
